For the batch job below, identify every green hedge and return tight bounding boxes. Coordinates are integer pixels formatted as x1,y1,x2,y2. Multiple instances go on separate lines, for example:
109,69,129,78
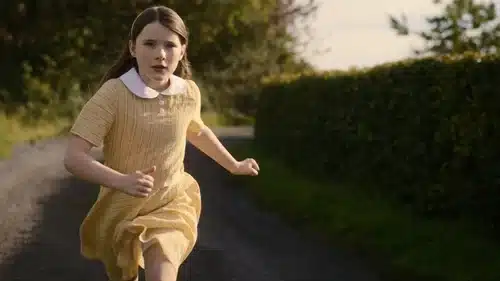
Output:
254,53,500,228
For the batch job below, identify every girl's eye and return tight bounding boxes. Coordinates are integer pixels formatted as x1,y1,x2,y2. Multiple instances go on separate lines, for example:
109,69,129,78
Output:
142,41,176,49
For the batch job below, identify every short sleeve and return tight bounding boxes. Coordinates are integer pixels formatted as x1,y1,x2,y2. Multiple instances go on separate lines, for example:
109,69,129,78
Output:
187,80,207,134
70,79,118,146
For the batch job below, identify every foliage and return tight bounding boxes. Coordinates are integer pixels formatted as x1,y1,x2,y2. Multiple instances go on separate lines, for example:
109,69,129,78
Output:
254,52,500,232
389,0,500,55
0,0,316,122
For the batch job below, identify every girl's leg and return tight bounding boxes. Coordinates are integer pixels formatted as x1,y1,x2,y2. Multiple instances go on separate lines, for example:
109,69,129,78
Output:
143,244,178,281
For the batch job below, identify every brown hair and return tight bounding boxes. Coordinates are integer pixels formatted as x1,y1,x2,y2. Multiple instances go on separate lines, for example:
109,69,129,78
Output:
98,6,192,87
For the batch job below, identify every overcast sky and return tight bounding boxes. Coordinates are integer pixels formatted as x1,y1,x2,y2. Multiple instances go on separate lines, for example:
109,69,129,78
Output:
296,0,443,70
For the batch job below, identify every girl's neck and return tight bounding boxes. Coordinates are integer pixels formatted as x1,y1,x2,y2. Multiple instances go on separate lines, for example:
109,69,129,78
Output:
136,67,171,92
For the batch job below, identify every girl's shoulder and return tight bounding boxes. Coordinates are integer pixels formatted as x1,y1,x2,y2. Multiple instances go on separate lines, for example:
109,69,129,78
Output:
92,78,130,101
101,78,131,95
184,79,201,99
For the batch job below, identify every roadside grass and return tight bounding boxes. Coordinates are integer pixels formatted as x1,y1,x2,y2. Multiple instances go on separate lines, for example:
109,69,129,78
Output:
0,113,71,159
0,111,223,160
200,111,224,127
229,140,500,281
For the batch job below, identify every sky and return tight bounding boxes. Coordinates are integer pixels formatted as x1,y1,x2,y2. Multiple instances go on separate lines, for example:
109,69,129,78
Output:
296,0,443,70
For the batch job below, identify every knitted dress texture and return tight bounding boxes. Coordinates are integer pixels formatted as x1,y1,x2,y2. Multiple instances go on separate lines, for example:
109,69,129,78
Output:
70,70,205,281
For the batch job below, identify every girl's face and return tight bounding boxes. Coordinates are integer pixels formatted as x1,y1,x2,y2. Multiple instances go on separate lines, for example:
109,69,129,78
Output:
129,21,186,91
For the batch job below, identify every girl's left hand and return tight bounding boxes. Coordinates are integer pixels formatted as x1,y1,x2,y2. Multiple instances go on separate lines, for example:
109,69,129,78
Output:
232,158,260,176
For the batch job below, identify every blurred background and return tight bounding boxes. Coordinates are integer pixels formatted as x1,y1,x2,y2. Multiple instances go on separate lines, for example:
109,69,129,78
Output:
2,0,499,151
0,0,318,137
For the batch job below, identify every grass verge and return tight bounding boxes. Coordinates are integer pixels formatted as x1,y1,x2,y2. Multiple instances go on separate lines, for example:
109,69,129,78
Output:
200,111,224,127
229,140,500,281
0,113,71,159
0,111,223,160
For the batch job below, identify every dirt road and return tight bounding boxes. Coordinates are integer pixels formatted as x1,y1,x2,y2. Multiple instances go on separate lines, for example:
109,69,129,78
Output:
0,128,381,281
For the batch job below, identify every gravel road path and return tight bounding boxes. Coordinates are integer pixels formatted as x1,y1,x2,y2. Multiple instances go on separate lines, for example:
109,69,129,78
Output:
0,127,382,281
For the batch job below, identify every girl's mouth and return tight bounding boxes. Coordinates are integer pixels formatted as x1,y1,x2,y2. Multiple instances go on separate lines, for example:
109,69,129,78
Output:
151,65,167,73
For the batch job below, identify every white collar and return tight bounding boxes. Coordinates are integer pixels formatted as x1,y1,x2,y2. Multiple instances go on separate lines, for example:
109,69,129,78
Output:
119,67,188,99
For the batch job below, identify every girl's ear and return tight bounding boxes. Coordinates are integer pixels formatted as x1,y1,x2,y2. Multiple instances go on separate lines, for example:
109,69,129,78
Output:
129,40,136,57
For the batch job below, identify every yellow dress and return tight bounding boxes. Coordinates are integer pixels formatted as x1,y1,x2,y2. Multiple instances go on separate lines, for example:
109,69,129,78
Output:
69,68,206,281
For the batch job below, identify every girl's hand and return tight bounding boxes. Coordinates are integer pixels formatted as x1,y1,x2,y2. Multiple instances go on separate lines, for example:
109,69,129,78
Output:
115,166,156,197
232,158,260,176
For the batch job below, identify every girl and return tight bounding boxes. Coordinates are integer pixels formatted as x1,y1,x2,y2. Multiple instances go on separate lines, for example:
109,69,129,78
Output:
63,5,259,281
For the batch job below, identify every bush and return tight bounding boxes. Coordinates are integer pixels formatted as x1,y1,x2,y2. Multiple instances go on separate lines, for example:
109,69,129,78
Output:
254,52,500,229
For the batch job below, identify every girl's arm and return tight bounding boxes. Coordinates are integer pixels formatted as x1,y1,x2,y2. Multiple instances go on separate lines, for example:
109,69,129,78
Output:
64,136,156,197
185,80,259,176
64,136,124,189
186,127,240,174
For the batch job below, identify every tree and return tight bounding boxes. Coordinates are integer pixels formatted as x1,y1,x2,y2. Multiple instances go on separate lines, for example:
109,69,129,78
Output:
0,0,318,122
388,0,500,56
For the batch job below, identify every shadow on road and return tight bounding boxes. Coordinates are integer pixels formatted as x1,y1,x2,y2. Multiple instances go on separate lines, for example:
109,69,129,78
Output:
0,174,109,281
0,137,245,281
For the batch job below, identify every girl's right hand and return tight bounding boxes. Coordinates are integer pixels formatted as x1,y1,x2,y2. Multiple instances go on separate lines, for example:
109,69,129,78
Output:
115,166,156,197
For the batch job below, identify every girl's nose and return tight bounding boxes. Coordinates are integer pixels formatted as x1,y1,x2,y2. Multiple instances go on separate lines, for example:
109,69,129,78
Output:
157,47,167,60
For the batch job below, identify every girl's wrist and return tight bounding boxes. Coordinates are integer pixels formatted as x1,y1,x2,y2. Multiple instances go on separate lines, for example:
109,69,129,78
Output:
109,172,126,190
228,160,240,174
